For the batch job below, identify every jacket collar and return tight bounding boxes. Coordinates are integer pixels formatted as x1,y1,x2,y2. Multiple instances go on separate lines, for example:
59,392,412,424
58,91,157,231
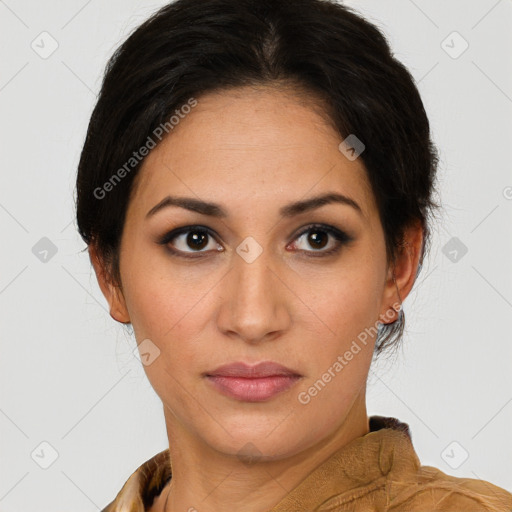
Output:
102,415,417,511
270,415,419,511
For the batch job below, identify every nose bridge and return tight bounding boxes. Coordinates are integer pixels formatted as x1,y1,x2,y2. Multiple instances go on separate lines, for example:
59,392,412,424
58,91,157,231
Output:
219,236,289,342
233,236,275,306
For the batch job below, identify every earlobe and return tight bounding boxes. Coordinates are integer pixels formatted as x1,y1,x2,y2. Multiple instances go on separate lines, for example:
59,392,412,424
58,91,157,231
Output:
88,243,131,324
379,220,424,325
109,288,131,324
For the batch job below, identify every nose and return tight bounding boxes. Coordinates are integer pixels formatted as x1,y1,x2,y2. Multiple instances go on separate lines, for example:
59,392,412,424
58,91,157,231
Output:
216,245,292,345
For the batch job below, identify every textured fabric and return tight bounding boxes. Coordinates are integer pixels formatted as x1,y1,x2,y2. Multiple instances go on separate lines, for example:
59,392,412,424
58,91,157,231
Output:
101,415,512,511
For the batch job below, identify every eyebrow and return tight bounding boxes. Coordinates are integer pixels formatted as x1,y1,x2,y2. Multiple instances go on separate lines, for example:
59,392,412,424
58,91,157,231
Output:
145,192,363,220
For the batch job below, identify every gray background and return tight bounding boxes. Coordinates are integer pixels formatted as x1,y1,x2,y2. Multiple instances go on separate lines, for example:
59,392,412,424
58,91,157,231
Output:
1,0,511,510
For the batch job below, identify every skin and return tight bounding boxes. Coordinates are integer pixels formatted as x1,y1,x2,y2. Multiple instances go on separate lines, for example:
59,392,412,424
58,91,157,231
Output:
90,85,423,512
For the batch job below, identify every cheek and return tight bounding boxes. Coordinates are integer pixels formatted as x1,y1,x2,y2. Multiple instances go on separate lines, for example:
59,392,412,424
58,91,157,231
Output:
121,247,201,340
294,274,378,432
310,264,383,345
125,274,204,409
121,259,210,365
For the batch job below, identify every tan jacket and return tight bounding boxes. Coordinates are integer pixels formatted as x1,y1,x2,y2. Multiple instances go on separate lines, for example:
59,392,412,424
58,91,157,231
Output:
101,415,512,511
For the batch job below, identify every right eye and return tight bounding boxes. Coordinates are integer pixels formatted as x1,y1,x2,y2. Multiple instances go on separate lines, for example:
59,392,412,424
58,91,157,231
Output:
158,225,224,258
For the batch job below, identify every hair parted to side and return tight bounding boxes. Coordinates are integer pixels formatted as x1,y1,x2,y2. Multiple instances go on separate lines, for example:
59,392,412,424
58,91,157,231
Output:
75,0,441,359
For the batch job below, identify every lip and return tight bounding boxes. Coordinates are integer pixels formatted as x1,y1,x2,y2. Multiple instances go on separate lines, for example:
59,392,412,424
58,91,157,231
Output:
205,361,301,378
204,361,303,402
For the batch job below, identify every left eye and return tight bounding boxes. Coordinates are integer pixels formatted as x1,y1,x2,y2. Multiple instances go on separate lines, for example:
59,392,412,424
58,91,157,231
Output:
290,224,352,257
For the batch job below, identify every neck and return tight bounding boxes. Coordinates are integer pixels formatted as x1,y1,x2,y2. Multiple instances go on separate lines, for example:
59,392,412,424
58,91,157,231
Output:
154,394,369,512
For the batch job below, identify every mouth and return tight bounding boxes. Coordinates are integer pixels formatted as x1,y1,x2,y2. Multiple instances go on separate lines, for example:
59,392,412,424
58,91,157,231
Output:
205,374,302,402
204,361,303,402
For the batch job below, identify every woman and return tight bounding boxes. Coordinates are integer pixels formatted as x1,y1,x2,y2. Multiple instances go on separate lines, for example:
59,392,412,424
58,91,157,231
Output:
75,0,512,510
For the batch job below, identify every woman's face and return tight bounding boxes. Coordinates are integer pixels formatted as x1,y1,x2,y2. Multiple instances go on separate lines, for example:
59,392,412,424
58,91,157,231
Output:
93,86,417,460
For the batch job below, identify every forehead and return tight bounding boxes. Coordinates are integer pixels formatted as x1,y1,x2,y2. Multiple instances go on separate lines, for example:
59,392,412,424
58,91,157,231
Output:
128,86,377,223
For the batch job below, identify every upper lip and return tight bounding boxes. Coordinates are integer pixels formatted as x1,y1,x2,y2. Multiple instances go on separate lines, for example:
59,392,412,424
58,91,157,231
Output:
205,361,302,378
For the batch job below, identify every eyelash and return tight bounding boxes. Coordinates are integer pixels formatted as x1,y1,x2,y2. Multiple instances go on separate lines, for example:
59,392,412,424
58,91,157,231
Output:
158,223,353,260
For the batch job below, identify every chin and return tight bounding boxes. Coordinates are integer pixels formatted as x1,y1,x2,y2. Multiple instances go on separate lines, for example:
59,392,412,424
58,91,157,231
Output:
199,420,308,461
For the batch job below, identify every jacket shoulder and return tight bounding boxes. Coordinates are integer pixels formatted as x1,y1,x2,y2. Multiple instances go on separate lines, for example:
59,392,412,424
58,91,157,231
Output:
388,464,512,512
100,469,144,512
100,449,170,512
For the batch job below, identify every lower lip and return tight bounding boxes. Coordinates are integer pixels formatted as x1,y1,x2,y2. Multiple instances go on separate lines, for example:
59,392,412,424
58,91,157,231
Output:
205,375,301,402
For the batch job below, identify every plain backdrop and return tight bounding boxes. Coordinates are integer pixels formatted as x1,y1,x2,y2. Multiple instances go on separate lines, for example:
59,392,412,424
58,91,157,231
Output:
0,0,511,510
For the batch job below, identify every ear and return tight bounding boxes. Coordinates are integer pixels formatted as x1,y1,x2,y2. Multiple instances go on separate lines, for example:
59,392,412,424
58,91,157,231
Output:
88,243,131,324
379,220,424,325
